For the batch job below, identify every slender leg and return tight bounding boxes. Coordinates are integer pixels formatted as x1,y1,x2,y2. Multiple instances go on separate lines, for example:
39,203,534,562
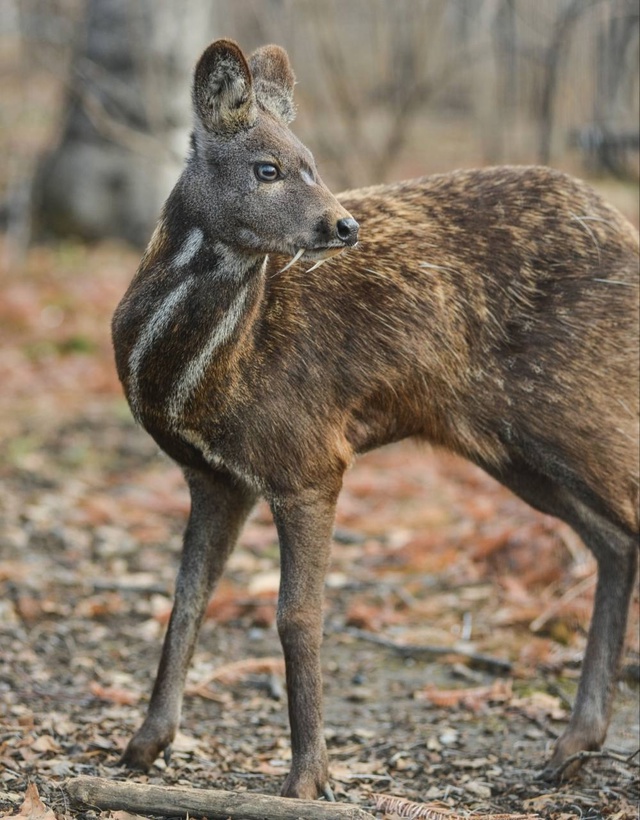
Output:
544,526,638,777
481,460,638,777
271,485,340,800
121,468,256,771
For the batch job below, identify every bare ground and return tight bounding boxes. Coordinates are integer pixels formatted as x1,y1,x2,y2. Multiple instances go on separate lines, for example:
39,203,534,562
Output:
1,408,638,820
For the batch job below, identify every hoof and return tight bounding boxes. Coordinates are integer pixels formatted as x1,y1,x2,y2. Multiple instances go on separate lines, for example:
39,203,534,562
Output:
119,746,153,772
538,756,583,782
119,729,174,772
539,728,603,781
281,768,331,801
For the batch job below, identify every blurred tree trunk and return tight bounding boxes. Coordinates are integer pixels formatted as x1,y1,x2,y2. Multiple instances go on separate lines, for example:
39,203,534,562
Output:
33,0,213,247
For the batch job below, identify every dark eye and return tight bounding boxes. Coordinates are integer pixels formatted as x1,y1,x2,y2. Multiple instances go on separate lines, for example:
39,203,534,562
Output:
254,162,281,182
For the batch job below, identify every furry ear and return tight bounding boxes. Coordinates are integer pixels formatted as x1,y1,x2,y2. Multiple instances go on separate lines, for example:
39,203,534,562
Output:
192,39,257,135
249,44,296,124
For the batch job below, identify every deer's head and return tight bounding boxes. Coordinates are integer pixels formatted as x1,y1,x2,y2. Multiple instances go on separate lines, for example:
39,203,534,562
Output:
188,39,358,266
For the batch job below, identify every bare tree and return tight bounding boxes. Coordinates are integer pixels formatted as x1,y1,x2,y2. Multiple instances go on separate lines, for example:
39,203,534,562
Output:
8,0,637,255
590,0,640,177
289,0,473,188
32,0,214,246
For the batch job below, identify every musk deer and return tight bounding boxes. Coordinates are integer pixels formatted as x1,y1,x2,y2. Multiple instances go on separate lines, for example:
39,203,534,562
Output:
112,39,639,800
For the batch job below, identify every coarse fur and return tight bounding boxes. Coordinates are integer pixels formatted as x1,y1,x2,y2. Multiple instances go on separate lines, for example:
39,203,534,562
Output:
112,39,640,801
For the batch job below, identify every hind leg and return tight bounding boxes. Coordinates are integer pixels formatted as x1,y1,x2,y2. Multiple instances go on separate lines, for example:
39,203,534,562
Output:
544,513,637,777
484,463,638,777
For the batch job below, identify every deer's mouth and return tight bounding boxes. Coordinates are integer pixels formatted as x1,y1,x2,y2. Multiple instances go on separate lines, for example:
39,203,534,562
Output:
278,245,349,274
302,246,346,261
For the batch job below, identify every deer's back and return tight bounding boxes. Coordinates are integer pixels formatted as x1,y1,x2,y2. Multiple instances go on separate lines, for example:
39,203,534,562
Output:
258,166,639,520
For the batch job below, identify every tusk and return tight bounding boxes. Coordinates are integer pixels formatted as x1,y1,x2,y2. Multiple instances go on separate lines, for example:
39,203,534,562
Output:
306,258,329,273
278,248,305,273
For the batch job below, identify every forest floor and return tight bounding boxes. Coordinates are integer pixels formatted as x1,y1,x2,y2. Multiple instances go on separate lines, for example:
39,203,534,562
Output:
0,237,638,820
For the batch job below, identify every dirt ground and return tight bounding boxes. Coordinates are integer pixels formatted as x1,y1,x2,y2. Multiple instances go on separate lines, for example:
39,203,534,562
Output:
0,240,639,819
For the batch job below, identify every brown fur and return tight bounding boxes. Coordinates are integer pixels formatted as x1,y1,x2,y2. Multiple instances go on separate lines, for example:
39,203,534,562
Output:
112,39,639,800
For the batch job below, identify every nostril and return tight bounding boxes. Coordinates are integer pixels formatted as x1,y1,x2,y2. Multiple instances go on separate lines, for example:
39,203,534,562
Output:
336,217,359,246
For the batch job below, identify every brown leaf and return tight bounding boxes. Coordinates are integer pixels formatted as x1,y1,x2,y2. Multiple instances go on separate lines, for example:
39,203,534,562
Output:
373,793,540,819
201,583,243,625
9,783,56,820
417,679,513,711
511,691,568,722
89,681,139,705
345,601,384,631
30,735,60,754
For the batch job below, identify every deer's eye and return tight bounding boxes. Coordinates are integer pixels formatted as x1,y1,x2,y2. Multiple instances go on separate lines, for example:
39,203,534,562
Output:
254,162,281,182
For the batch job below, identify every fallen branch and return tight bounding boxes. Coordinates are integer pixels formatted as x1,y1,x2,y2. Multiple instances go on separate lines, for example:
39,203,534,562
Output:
65,775,375,820
347,628,512,674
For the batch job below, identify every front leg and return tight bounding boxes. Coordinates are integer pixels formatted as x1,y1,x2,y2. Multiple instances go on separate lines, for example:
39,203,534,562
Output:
271,485,340,801
121,468,256,770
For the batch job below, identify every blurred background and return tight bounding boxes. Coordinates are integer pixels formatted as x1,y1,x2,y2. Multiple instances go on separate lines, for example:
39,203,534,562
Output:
2,0,639,255
1,6,639,811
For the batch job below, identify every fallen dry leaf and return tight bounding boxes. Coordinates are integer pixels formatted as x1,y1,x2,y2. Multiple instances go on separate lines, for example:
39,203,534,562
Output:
416,678,513,711
30,735,60,754
511,691,568,722
89,681,139,705
9,783,56,820
373,793,540,819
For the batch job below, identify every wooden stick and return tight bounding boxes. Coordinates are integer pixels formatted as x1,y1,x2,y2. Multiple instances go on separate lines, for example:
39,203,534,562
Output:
347,627,512,674
65,775,376,820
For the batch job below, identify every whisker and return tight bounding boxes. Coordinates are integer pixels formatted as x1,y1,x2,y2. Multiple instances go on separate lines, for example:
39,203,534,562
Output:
593,278,635,287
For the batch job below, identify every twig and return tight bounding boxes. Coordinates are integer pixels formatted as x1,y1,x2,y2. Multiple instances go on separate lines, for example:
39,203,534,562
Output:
347,628,512,674
529,574,596,633
76,80,180,161
539,748,640,780
65,775,375,820
544,681,574,710
89,577,169,594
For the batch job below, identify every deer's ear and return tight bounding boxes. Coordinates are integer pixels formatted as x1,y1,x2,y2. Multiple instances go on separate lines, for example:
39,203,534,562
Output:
249,45,296,124
193,39,257,135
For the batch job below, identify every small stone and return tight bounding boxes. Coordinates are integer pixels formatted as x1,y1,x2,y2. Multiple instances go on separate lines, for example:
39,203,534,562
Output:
464,779,492,799
347,687,372,703
438,728,459,746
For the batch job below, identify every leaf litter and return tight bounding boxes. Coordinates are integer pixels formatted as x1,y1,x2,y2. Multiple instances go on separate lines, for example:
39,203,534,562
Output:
0,238,638,819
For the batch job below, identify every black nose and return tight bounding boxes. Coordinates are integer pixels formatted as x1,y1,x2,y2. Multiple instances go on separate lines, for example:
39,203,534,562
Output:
336,217,359,246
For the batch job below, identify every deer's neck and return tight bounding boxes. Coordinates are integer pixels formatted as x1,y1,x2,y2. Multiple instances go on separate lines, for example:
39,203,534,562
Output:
120,222,265,426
